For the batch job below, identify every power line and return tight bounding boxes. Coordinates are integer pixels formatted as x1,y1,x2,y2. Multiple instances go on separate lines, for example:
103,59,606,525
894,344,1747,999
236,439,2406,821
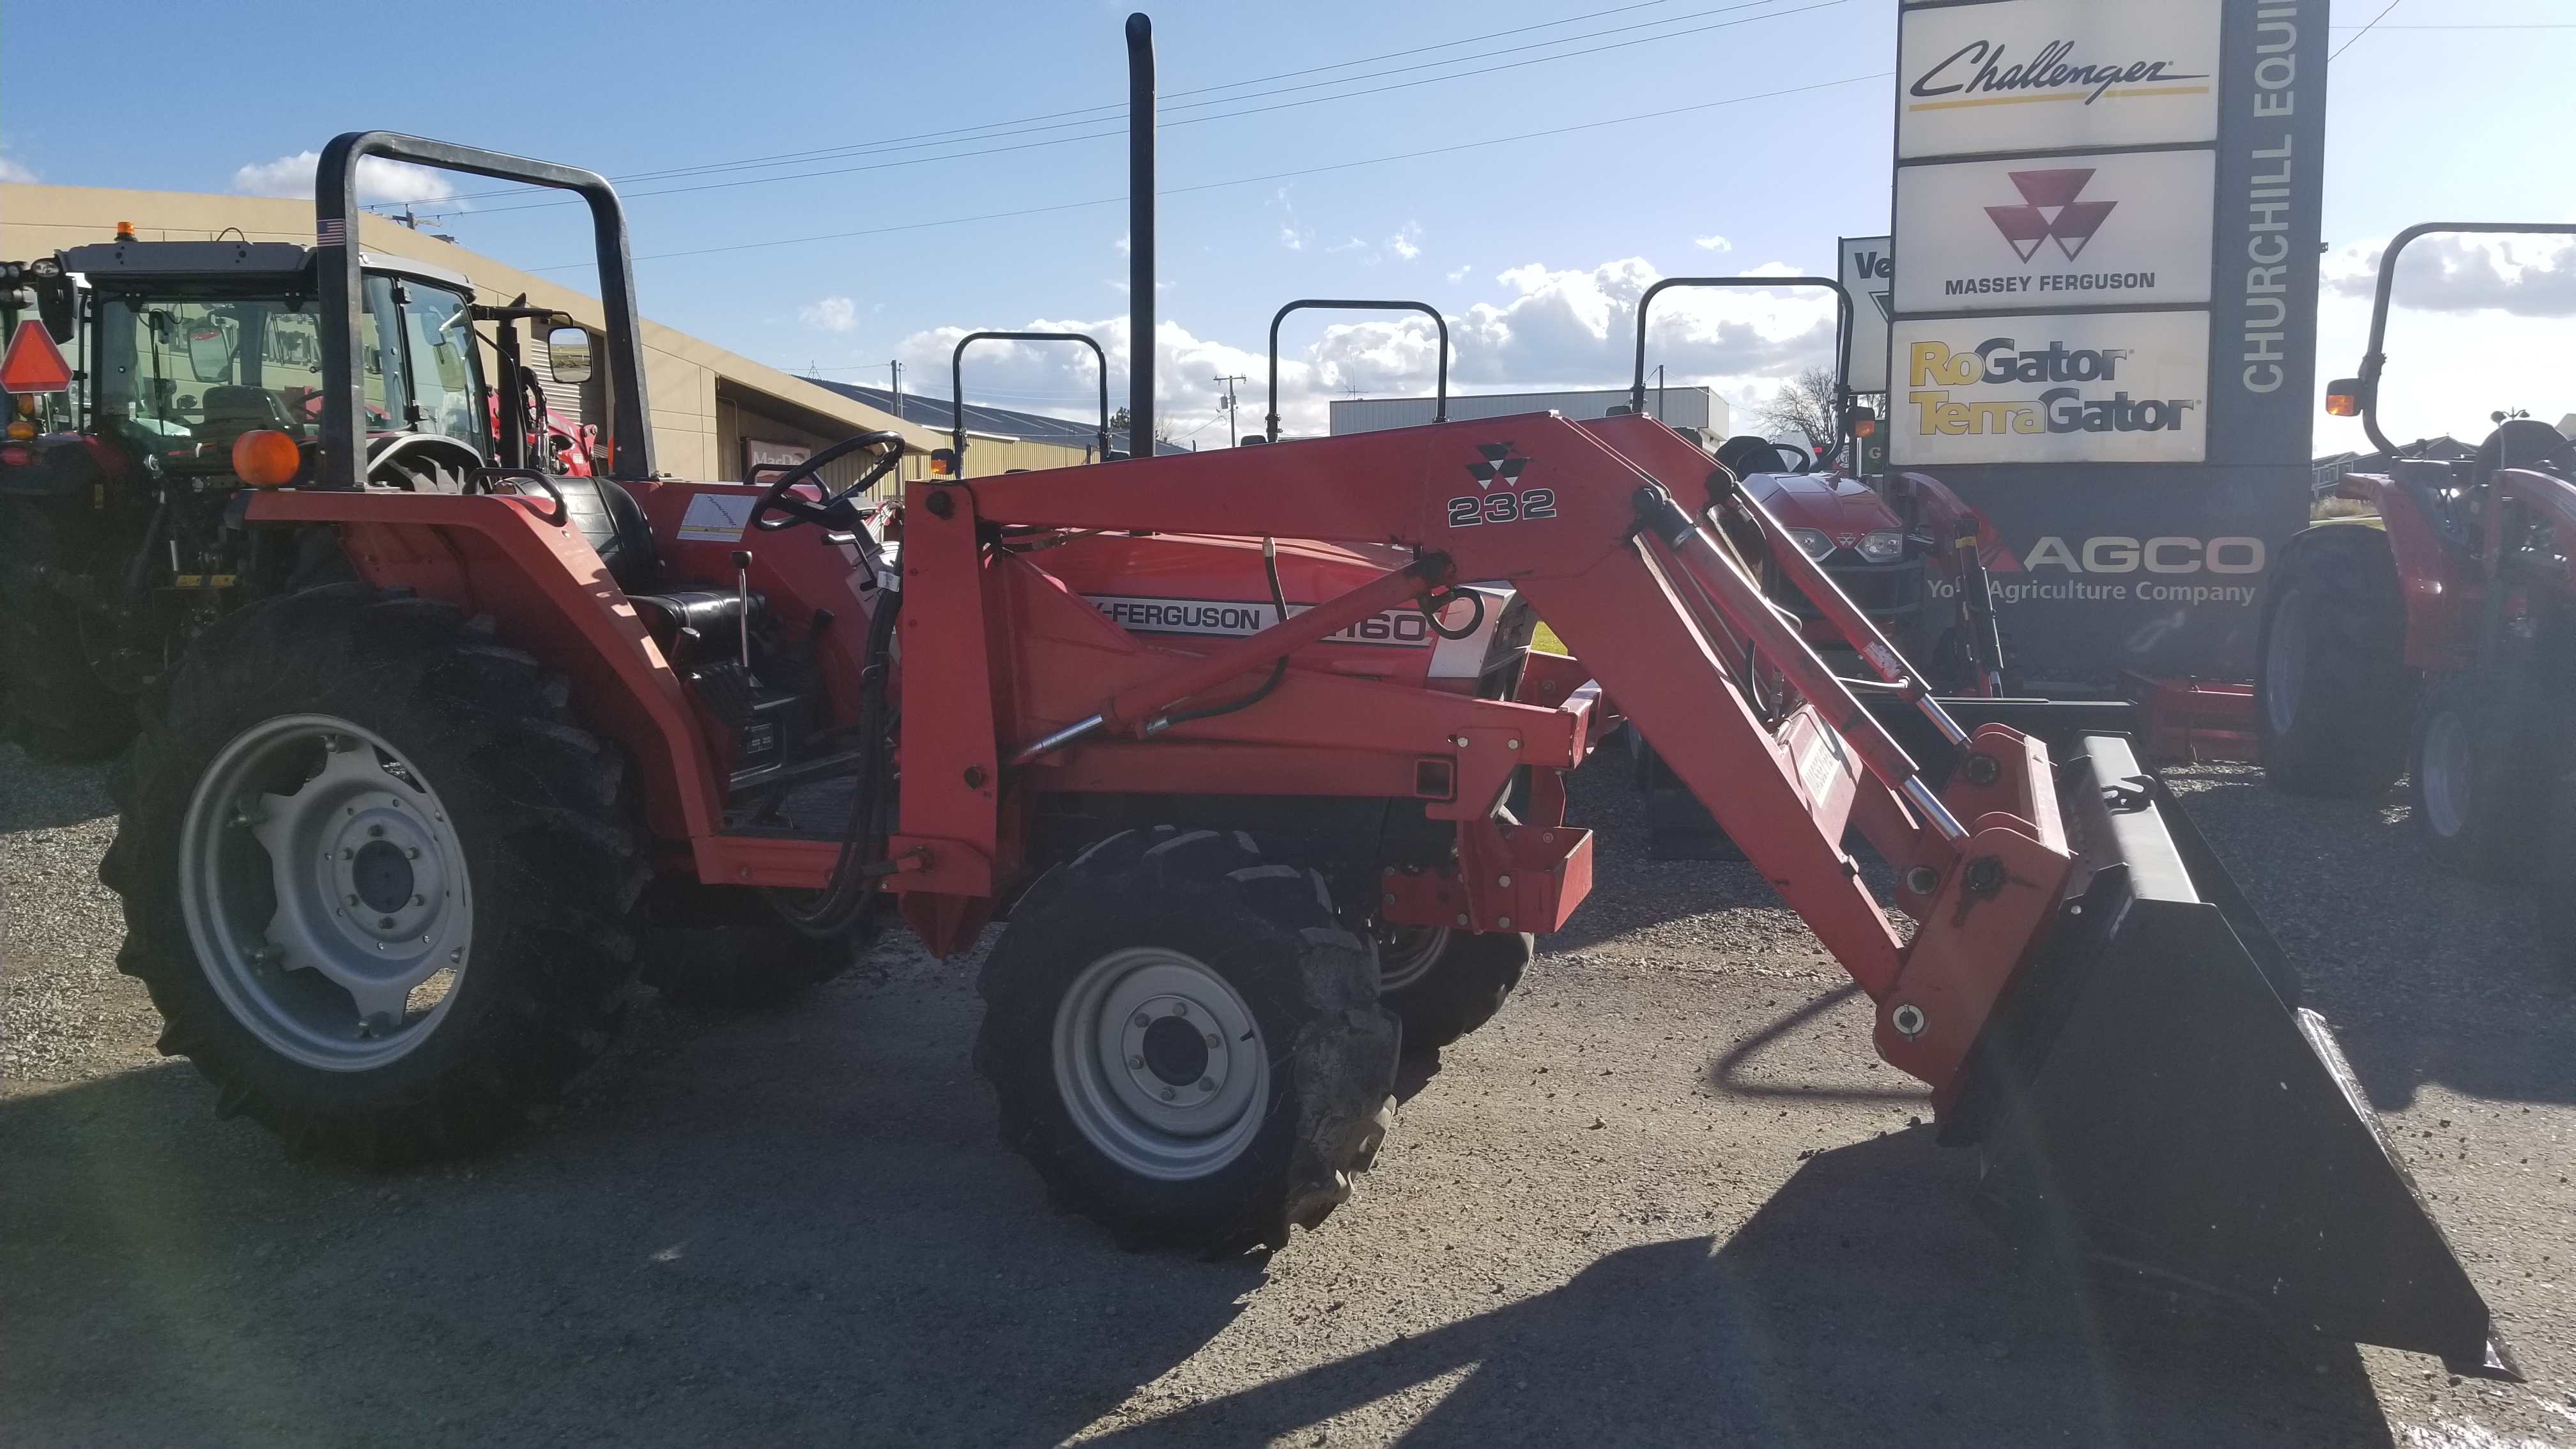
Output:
439,0,1713,203
452,0,1839,215
2331,0,2407,60
528,72,1885,271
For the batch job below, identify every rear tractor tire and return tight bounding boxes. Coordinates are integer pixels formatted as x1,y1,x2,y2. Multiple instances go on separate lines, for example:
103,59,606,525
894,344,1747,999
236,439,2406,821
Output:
100,585,650,1165
1374,923,1533,1053
974,827,1401,1254
2407,673,2538,881
2257,526,2414,797
0,497,139,762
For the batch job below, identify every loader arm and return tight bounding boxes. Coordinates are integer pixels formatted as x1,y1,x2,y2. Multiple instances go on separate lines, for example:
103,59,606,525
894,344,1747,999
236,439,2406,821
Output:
945,411,2515,1378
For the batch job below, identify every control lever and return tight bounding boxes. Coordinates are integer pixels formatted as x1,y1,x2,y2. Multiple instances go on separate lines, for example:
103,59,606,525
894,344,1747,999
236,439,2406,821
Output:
731,549,753,671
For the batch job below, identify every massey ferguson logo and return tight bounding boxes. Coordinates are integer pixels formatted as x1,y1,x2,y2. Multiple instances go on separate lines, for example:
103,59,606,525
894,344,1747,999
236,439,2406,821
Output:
1987,169,2112,263
1464,441,1528,491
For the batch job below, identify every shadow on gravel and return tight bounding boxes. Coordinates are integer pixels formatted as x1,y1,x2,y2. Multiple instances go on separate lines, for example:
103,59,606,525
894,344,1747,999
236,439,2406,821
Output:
1083,1125,2393,1448
0,746,117,831
0,973,1262,1449
2169,766,2576,1112
1705,981,1920,1103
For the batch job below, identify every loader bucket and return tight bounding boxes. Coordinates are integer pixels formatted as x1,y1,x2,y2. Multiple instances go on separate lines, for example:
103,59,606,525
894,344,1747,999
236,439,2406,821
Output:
1947,735,2519,1380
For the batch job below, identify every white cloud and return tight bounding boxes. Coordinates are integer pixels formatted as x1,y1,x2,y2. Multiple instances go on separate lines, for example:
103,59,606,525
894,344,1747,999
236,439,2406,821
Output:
1388,222,1423,263
1446,263,1475,283
0,155,36,185
894,254,1839,440
230,151,458,206
800,296,858,333
1694,233,1732,252
2325,233,2576,319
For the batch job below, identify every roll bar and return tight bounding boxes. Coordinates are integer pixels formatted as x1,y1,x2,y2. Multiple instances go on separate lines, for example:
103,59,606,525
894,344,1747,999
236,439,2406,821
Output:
951,331,1112,467
314,132,652,489
1265,299,1449,442
1631,275,1852,457
2347,222,2576,457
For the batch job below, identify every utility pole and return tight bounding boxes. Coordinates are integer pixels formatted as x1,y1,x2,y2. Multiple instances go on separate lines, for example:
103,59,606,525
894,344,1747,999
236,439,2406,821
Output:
1212,373,1246,447
889,358,904,418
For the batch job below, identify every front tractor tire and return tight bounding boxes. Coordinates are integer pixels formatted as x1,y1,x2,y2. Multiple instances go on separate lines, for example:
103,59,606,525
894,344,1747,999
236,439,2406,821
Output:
2407,673,2538,881
2257,525,2414,797
1374,923,1533,1052
101,585,649,1165
975,828,1401,1254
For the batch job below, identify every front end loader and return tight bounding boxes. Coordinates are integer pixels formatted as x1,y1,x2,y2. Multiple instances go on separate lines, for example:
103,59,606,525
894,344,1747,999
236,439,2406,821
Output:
96,128,2515,1382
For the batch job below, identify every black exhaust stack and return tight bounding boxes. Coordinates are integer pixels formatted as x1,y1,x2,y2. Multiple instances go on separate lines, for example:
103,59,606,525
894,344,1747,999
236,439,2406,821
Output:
1126,12,1154,462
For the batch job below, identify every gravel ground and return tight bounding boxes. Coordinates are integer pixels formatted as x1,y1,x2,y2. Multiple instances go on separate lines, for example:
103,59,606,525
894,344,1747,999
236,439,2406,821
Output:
4,739,2573,1448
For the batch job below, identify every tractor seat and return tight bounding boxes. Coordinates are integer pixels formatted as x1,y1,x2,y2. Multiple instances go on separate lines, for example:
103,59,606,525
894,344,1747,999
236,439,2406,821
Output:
195,385,292,443
554,475,661,595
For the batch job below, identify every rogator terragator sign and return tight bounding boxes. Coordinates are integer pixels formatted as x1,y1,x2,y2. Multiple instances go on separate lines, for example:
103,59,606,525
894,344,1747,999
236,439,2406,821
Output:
1884,0,2324,686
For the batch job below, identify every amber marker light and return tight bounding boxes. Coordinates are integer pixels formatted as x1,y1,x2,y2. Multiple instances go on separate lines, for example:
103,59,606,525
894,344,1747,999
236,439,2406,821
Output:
233,429,302,487
2324,378,2364,417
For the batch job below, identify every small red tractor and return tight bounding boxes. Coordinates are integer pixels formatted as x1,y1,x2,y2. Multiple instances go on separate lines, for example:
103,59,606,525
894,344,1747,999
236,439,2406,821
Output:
87,131,2516,1379
2255,222,2576,958
0,226,595,762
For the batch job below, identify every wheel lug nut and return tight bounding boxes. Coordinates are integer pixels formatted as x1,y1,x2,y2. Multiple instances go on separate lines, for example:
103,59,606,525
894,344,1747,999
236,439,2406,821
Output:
368,824,385,838
1204,1033,1220,1049
1172,1002,1188,1018
404,847,420,860
1197,1077,1214,1091
378,916,395,929
1127,1055,1144,1070
340,848,353,861
1159,1087,1176,1101
1132,1013,1151,1029
344,893,359,907
411,894,425,907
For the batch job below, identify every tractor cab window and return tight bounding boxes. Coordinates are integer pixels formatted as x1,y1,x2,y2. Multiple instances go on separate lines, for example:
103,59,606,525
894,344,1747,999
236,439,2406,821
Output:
91,275,489,472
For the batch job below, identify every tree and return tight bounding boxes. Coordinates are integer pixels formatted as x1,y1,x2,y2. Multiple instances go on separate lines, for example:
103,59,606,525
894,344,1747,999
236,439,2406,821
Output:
1755,366,1842,454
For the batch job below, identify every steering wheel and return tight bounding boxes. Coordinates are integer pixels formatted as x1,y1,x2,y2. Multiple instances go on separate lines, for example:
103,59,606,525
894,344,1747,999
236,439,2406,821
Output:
749,430,907,532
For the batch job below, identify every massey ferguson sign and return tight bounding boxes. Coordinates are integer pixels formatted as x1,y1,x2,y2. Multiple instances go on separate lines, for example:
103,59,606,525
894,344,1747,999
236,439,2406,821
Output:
1885,0,2324,684
1892,149,2216,314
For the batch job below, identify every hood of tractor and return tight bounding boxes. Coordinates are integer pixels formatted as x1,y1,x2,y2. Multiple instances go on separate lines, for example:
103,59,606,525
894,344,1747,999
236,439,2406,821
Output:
1742,470,1906,542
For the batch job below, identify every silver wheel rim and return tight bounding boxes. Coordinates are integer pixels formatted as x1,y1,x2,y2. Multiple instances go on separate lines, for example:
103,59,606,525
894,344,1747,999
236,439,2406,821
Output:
2264,586,2306,733
2421,707,2474,839
1376,923,1451,993
178,714,475,1070
1052,946,1268,1181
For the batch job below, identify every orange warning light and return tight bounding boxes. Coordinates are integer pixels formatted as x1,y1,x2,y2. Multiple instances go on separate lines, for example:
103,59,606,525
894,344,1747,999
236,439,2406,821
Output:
232,429,303,487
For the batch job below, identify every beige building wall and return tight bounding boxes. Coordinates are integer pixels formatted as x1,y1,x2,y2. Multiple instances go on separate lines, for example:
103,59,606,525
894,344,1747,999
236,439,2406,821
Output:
2,183,1092,487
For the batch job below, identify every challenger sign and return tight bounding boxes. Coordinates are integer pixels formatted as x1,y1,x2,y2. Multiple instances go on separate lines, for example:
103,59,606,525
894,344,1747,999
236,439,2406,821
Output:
1896,0,2222,158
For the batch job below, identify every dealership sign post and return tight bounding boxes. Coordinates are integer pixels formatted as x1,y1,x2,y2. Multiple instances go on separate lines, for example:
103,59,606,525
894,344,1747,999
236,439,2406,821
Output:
1886,0,2324,686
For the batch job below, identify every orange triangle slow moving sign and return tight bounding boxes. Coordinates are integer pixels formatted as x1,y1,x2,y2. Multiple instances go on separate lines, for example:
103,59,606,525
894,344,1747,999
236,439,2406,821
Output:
1,320,74,394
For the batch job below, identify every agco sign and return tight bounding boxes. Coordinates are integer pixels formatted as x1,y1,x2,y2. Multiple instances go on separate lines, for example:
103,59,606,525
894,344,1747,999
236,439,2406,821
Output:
1890,312,2209,464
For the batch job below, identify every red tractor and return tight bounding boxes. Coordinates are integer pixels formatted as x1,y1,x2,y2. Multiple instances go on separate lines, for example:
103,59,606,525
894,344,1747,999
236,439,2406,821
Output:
94,131,2515,1379
2255,222,2576,957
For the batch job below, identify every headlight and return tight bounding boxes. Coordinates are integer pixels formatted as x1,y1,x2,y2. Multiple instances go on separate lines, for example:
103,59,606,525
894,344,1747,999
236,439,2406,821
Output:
1855,529,1906,564
1786,528,1834,561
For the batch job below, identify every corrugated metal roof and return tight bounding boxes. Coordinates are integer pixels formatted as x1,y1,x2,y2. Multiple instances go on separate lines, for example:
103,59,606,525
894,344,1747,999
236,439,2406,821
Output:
807,380,1192,456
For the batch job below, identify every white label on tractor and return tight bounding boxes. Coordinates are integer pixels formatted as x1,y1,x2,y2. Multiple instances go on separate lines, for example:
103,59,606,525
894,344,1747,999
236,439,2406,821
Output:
677,491,759,542
1797,717,1852,806
1084,594,1436,650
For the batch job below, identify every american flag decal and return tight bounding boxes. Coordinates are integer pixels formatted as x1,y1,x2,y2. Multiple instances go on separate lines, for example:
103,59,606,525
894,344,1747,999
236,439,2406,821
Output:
316,218,347,245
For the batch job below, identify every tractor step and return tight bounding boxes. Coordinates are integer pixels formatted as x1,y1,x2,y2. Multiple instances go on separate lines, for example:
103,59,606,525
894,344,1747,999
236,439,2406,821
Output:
1947,735,2516,1379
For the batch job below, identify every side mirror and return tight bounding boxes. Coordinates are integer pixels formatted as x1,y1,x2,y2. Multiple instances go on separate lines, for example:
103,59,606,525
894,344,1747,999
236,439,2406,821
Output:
546,325,594,383
928,447,958,477
185,319,238,384
2324,377,2366,417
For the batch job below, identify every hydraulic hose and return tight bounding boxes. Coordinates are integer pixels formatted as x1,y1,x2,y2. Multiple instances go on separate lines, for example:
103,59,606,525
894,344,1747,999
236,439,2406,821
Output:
763,579,903,937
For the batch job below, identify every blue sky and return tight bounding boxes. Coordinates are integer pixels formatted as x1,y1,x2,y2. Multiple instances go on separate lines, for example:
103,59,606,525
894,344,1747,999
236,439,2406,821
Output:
3,0,2569,448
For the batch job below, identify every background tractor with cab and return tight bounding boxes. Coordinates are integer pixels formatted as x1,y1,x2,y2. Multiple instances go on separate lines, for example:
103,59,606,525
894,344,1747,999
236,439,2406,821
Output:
0,226,599,761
